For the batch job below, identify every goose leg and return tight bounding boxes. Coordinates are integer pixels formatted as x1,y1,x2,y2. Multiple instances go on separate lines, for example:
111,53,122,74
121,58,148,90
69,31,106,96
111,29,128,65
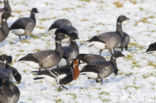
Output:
25,35,28,39
109,49,113,55
125,46,128,51
62,85,68,90
101,79,103,85
19,36,22,40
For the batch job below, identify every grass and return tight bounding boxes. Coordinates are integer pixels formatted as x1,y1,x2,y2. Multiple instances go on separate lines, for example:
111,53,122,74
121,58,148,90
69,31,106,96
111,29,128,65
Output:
113,1,123,8
66,93,77,100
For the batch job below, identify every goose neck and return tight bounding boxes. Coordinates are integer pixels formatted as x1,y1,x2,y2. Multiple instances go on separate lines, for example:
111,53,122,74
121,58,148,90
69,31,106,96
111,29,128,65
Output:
55,40,63,58
116,21,123,37
2,19,9,35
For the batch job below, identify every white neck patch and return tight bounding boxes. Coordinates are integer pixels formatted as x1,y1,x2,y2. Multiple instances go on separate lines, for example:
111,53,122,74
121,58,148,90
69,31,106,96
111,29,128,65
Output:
55,41,61,44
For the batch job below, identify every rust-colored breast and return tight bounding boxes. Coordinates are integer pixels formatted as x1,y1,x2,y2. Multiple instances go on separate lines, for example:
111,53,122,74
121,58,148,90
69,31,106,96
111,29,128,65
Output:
73,65,80,80
73,60,80,80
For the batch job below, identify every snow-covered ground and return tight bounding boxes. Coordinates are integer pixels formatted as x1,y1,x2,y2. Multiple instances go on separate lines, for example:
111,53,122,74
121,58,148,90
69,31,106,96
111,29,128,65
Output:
0,0,156,103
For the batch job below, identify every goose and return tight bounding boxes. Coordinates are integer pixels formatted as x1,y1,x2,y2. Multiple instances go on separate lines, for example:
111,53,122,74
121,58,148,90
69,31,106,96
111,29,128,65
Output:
80,51,124,84
146,42,156,56
0,56,21,83
63,38,79,65
54,25,79,66
0,10,10,42
18,33,67,71
9,8,39,40
77,53,106,64
88,15,129,54
0,77,20,103
0,54,12,64
48,18,72,31
0,0,11,25
33,59,80,90
55,25,79,39
119,32,130,51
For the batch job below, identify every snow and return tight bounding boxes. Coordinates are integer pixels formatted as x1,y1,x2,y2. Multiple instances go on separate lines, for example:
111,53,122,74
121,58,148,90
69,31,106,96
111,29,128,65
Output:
0,0,156,103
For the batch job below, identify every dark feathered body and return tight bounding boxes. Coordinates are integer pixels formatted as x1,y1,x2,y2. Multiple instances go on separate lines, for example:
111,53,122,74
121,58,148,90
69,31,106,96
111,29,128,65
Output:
48,19,72,31
0,62,21,83
0,78,20,103
146,42,156,52
78,54,106,64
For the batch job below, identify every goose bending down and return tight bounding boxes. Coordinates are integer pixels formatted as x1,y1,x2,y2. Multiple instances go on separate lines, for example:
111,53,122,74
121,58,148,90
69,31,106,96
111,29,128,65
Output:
0,56,21,83
0,10,10,42
48,19,72,31
146,42,156,56
77,53,106,64
63,38,79,65
0,77,20,103
9,8,39,40
80,51,124,84
88,15,129,54
18,33,66,71
0,0,11,25
54,25,79,66
33,59,80,90
55,25,79,39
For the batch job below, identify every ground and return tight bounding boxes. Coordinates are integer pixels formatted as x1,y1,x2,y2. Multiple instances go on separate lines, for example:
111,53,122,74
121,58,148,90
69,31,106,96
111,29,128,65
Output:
0,0,156,103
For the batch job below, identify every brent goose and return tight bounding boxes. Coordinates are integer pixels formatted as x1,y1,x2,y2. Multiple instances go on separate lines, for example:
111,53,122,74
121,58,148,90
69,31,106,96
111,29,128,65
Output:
48,19,72,31
10,8,39,40
146,42,156,56
18,33,67,71
88,15,129,54
0,56,21,83
0,0,11,25
63,38,79,65
0,77,20,103
119,32,130,51
0,10,10,42
80,51,124,84
33,59,80,90
0,54,12,64
54,25,79,66
77,53,106,64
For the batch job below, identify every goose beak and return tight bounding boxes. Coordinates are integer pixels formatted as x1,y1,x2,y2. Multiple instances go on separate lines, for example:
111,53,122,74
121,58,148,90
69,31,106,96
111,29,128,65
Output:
126,17,130,20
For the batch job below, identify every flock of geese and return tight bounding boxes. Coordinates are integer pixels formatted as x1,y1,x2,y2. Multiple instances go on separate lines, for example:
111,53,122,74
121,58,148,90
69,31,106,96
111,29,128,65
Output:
0,0,156,103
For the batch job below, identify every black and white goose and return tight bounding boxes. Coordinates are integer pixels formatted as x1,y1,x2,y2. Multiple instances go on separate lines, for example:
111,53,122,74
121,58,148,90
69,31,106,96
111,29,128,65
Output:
88,15,129,54
33,59,80,90
48,18,72,31
10,8,39,40
146,42,156,56
18,33,67,71
80,51,124,84
0,55,21,83
0,9,10,42
0,77,20,103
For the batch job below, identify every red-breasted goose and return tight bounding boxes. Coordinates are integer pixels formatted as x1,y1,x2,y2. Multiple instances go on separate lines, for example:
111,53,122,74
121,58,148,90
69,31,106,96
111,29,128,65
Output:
88,15,129,54
10,8,39,40
80,51,124,84
33,59,80,90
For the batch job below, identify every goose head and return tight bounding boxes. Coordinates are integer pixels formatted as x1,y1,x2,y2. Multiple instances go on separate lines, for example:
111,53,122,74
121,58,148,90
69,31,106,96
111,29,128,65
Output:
117,15,129,23
31,8,39,14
